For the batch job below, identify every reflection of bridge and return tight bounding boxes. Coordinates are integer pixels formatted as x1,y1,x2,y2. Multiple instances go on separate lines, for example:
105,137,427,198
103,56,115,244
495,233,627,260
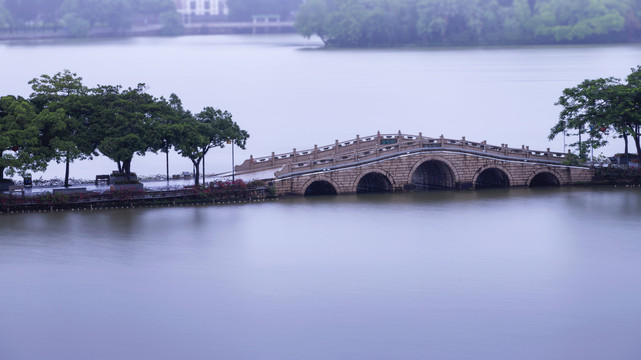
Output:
235,132,594,196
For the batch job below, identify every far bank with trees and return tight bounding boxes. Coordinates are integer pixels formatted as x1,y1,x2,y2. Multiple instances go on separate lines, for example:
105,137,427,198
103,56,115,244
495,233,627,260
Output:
296,0,641,47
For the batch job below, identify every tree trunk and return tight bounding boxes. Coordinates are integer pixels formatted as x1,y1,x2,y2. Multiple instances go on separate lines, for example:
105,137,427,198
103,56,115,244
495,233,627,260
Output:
0,166,4,180
623,133,629,155
192,158,201,186
634,134,641,159
165,149,169,182
64,156,70,188
117,161,122,173
122,159,132,182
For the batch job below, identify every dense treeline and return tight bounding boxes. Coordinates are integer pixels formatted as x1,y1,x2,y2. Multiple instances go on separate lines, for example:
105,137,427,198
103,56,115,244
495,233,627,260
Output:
550,66,641,162
0,70,249,187
0,0,182,36
0,0,305,37
226,0,303,21
296,0,641,47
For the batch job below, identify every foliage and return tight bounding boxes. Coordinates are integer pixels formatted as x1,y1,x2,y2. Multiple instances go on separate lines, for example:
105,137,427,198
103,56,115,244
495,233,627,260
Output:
61,13,91,37
159,10,183,35
0,95,43,180
550,66,641,159
227,0,302,21
0,3,12,27
296,0,641,47
174,107,249,186
91,83,168,181
29,70,99,187
2,71,249,185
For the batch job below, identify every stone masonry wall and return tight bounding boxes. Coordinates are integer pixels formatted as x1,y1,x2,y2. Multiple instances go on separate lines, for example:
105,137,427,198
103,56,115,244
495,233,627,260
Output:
272,151,595,196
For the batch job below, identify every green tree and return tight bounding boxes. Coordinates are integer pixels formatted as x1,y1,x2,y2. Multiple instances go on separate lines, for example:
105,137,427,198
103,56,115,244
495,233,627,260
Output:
4,0,64,23
0,95,43,182
60,0,133,34
0,2,12,27
530,0,628,42
227,0,302,21
174,107,249,186
62,12,91,37
550,66,641,159
296,0,329,43
550,78,612,159
29,70,97,187
159,9,183,35
92,84,165,182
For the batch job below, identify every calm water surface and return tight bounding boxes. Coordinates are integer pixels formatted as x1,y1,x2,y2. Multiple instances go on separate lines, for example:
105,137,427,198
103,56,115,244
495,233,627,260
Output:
1,187,640,359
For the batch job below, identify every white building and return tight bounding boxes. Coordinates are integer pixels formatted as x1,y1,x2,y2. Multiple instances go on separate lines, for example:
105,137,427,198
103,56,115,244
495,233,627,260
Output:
174,0,229,17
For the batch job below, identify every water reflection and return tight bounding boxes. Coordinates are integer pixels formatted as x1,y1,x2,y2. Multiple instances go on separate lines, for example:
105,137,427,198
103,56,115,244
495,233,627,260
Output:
1,187,640,360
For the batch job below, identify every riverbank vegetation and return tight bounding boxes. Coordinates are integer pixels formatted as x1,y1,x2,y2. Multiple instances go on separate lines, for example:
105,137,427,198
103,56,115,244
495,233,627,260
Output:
296,0,641,47
0,0,303,38
550,65,641,164
0,70,249,187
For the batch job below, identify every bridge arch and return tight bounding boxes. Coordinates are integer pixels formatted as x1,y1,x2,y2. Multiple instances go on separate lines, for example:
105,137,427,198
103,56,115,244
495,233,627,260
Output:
409,157,460,190
526,168,564,187
353,169,395,193
473,164,513,189
302,177,341,196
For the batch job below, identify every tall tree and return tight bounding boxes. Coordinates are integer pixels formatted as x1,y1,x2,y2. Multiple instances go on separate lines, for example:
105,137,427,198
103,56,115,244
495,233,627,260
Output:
174,107,249,186
0,95,43,182
29,70,97,187
550,66,641,159
92,84,165,182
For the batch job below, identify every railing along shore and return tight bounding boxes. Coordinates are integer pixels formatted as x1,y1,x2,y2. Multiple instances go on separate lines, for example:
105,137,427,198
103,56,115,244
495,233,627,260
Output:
235,131,568,176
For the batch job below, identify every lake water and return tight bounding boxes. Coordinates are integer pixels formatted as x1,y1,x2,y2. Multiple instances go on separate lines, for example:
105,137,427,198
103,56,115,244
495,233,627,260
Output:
1,35,641,360
1,35,641,180
1,187,640,359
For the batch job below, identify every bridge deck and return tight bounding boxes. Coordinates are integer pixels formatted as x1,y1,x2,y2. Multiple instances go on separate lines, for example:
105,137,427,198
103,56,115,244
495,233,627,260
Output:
236,132,568,179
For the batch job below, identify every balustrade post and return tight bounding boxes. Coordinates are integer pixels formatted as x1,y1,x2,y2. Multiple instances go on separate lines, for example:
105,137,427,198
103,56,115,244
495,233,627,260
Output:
314,145,318,159
356,134,360,149
250,155,254,170
440,134,445,147
271,152,275,166
546,148,551,160
398,130,402,152
419,132,423,148
462,136,466,148
526,146,530,158
504,144,508,156
293,148,297,162
334,140,339,155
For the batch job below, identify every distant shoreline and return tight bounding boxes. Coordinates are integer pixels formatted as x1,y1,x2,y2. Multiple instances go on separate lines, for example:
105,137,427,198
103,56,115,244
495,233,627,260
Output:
0,22,296,42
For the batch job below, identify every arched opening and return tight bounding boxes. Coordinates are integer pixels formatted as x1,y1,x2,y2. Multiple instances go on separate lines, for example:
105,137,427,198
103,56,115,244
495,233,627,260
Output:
475,168,510,189
411,160,455,190
356,173,392,193
304,180,338,196
529,172,560,187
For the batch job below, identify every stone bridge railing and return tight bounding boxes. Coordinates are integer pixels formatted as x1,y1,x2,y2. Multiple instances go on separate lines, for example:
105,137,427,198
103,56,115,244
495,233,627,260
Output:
235,131,568,177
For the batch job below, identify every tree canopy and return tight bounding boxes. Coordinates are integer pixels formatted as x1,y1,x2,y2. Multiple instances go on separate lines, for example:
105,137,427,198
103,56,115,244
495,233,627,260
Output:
0,95,43,180
174,107,249,186
550,65,641,160
29,70,97,187
2,71,250,186
296,0,641,47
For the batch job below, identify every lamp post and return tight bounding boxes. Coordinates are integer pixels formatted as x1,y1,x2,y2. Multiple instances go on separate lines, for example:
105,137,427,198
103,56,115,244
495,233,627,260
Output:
227,139,235,182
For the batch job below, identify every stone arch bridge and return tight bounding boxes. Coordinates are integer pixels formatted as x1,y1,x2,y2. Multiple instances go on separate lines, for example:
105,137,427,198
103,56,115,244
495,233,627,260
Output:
234,132,594,196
